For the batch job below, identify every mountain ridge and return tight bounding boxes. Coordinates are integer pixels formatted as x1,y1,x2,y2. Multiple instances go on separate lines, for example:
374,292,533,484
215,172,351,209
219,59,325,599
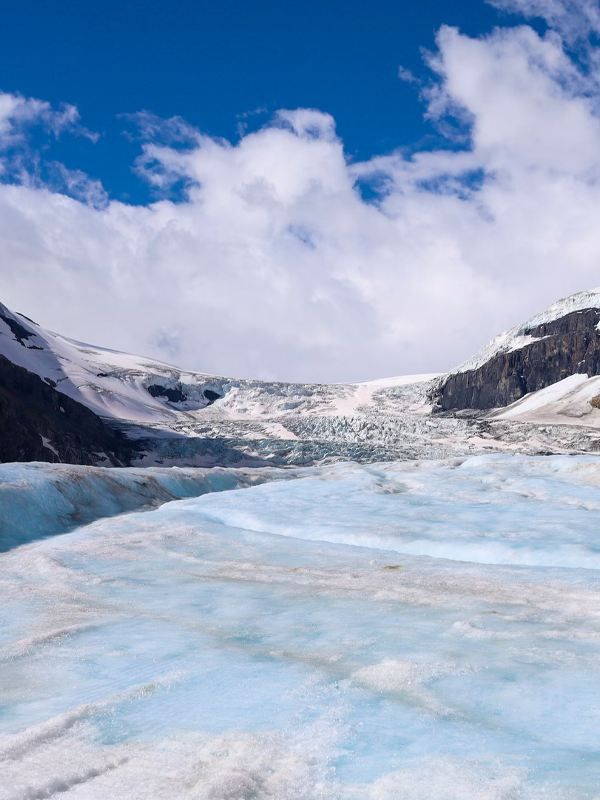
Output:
1,291,600,465
434,292,600,411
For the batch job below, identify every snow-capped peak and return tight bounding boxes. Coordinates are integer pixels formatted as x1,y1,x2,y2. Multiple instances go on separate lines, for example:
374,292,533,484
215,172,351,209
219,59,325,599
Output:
450,288,600,375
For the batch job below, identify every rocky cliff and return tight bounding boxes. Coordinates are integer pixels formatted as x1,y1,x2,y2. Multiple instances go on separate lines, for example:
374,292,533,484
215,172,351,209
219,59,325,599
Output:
0,355,137,465
434,307,600,411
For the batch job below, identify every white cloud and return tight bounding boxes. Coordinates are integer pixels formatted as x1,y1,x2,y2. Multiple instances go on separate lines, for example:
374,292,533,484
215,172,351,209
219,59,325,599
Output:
0,92,95,149
2,12,600,382
47,163,108,209
0,91,101,196
429,25,600,174
489,0,600,44
397,66,419,85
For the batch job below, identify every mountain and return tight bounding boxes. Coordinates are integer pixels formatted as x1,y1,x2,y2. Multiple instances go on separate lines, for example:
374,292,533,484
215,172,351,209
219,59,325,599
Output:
1,291,600,466
433,289,600,422
0,354,135,465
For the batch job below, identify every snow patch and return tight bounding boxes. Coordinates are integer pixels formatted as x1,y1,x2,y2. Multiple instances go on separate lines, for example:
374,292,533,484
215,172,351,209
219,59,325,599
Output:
40,436,60,459
491,374,600,427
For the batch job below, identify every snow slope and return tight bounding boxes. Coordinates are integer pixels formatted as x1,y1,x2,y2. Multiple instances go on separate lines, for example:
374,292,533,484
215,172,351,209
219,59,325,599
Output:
0,301,222,423
0,301,436,426
491,373,600,427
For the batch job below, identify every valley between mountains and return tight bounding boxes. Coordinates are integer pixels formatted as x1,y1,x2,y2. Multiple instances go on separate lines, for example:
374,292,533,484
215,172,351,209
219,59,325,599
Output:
2,291,600,800
2,289,600,467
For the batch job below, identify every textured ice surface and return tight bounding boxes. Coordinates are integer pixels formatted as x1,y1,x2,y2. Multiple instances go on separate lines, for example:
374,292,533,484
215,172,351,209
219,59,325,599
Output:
0,462,281,550
1,455,599,799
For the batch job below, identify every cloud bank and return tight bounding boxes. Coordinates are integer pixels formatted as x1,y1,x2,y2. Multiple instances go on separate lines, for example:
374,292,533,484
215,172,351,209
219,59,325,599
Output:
1,1,600,381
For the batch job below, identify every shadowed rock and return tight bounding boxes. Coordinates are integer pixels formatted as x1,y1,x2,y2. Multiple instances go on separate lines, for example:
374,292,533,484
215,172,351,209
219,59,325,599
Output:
0,355,138,465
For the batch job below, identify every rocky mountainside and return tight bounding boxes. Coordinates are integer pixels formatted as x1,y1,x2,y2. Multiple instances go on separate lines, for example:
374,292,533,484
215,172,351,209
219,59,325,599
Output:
1,291,600,465
0,355,136,465
433,290,600,412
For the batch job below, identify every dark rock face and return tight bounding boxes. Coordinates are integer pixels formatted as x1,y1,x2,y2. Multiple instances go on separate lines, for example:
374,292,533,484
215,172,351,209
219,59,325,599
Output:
0,310,42,349
435,309,600,411
203,389,222,405
147,383,187,403
0,355,137,465
146,384,223,406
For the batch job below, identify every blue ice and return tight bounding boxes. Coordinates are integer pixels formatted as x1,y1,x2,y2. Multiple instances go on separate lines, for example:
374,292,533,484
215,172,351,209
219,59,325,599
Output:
0,461,276,550
0,454,599,799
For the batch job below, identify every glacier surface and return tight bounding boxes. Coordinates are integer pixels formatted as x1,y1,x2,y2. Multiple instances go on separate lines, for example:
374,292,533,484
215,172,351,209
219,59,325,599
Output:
0,462,284,550
0,454,599,799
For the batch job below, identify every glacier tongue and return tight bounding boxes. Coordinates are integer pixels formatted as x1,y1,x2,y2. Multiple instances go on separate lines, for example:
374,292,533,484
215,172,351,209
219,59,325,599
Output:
1,455,599,799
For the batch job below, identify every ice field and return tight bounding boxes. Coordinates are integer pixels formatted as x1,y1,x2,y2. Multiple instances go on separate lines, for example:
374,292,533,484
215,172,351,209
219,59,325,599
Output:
1,454,599,799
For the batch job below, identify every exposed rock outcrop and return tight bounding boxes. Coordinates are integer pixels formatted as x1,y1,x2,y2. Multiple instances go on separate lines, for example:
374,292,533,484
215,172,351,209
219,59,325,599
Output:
435,308,600,411
147,383,188,403
0,355,138,465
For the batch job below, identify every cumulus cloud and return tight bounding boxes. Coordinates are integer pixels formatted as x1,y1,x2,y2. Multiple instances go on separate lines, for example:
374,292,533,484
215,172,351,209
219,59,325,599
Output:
2,7,600,381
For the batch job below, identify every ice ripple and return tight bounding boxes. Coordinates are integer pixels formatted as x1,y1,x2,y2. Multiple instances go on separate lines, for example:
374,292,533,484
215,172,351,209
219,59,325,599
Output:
1,454,599,798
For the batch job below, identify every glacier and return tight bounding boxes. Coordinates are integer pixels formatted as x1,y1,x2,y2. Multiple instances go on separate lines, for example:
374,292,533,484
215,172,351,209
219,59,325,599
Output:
1,454,599,799
3,297,600,469
0,462,285,550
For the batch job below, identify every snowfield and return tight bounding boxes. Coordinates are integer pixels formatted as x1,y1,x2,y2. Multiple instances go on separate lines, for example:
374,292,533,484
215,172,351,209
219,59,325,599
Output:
1,455,599,799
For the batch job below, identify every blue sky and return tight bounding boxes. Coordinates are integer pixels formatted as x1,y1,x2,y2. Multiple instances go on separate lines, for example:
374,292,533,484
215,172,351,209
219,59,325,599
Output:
1,0,600,381
3,0,506,203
